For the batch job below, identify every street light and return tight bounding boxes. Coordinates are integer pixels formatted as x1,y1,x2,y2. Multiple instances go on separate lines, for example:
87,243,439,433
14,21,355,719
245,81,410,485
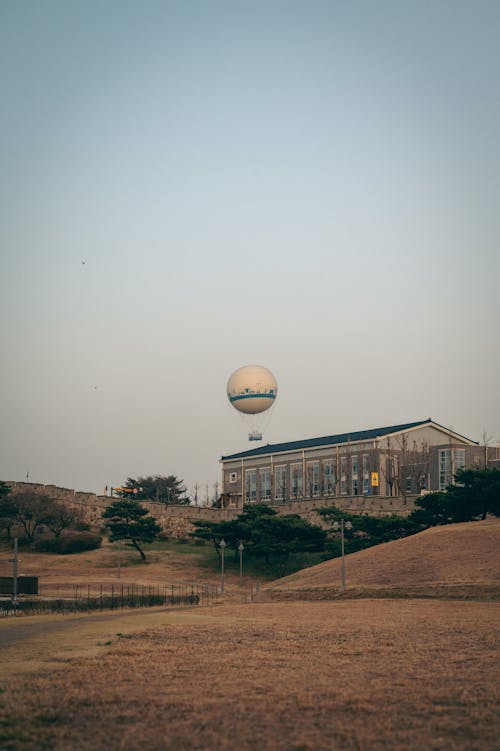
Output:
332,519,353,591
238,540,245,586
219,539,226,593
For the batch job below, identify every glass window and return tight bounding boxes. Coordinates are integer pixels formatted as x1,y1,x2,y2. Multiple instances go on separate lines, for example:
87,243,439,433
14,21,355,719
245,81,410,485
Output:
306,461,320,497
362,455,370,495
352,456,359,495
324,459,336,496
453,449,465,475
340,456,347,495
440,448,466,490
245,469,257,503
290,463,303,499
439,449,451,490
274,465,287,502
259,467,271,502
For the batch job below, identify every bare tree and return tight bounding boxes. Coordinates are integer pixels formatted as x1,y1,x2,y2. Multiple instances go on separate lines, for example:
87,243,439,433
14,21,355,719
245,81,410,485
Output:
291,466,300,500
395,434,431,499
212,480,220,507
403,440,431,495
45,501,84,537
481,430,494,469
11,491,54,541
363,446,380,496
379,437,399,497
275,468,287,503
322,460,335,498
306,464,315,499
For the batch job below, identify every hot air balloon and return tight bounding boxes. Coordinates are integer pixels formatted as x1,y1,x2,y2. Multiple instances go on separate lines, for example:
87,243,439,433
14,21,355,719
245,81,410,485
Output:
226,365,278,441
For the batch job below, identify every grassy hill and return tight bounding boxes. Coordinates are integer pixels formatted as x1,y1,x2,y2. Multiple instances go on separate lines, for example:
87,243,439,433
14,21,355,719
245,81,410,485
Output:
263,518,500,600
2,518,499,601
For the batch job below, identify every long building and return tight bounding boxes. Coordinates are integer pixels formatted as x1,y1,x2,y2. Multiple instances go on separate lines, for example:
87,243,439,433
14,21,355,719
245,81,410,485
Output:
220,418,495,510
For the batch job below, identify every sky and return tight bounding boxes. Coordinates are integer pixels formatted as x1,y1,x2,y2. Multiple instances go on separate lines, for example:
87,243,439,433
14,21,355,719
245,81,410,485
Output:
1,0,499,498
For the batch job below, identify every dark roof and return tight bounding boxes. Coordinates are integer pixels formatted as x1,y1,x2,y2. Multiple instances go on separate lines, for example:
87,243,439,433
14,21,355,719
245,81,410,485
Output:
221,419,434,461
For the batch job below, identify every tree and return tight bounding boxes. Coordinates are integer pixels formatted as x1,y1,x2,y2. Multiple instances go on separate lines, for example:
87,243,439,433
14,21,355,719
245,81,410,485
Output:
481,430,494,469
319,504,419,553
116,475,189,505
10,491,55,541
191,504,326,576
102,499,161,560
45,501,84,537
410,468,500,526
409,492,455,527
0,482,17,540
398,439,431,496
192,483,199,507
379,437,399,497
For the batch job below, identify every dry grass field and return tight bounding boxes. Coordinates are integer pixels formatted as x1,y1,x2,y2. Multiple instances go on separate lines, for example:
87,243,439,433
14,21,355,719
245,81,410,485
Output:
0,600,499,751
0,520,499,750
1,539,221,592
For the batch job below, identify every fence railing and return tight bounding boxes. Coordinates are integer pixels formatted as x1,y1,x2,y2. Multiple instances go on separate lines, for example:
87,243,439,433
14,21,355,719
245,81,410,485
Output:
0,581,218,617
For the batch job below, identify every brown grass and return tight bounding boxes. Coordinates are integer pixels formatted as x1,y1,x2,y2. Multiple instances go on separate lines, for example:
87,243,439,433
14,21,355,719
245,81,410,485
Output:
266,519,500,599
1,539,218,591
1,522,499,750
0,600,499,751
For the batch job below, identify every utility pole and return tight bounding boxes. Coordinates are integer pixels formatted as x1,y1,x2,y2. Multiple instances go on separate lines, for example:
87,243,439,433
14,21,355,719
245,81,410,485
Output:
220,539,226,593
12,537,19,607
332,520,352,591
238,540,245,586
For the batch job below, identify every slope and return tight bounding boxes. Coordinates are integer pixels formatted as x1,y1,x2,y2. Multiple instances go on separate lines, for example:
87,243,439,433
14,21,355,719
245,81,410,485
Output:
264,518,500,600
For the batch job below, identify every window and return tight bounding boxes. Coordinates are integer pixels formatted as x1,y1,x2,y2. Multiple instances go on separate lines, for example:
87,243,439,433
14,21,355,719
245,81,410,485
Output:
290,463,303,499
439,450,451,490
306,461,320,497
439,448,466,490
260,467,272,502
324,459,336,496
454,449,465,474
245,469,257,503
274,466,287,501
362,455,370,495
340,456,347,495
352,456,359,495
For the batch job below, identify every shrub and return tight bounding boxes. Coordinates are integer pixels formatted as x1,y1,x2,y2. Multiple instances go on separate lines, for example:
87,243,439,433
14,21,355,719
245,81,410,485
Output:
32,532,102,554
72,521,91,531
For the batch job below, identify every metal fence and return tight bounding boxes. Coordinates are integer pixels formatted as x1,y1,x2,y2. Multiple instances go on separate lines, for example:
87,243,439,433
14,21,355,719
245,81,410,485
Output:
0,581,218,617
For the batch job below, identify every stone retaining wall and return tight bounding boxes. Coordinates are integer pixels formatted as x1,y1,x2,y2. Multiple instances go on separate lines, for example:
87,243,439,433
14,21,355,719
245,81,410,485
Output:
5,481,417,538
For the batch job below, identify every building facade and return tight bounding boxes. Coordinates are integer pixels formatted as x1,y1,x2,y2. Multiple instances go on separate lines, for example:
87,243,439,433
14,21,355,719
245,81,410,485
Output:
220,419,494,509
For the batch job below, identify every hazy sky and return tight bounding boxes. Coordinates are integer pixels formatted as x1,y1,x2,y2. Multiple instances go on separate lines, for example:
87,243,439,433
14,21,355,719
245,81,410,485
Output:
1,1,499,497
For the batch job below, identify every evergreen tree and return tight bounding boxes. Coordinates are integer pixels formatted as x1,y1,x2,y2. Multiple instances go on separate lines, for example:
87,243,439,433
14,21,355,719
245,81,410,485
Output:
102,499,161,560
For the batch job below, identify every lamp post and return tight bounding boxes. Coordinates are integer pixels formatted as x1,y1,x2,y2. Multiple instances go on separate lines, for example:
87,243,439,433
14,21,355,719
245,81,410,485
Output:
332,519,352,591
238,540,245,586
219,539,226,593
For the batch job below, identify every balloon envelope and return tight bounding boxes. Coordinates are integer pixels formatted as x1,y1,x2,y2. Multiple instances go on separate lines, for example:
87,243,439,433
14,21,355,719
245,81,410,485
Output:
227,365,277,415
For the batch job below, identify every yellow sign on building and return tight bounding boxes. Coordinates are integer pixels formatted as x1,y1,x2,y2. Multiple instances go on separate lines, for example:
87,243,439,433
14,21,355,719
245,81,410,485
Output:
371,472,379,487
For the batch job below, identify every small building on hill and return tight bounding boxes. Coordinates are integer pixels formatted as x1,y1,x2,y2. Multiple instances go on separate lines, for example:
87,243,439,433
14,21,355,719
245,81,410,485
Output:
220,419,491,510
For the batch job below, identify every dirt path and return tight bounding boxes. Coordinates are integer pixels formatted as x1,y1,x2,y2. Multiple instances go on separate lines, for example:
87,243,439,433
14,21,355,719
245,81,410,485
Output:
0,604,242,678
